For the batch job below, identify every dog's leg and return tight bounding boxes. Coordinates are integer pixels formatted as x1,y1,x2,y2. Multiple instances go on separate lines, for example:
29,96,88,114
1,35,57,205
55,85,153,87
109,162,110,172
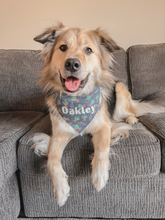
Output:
91,124,111,192
47,133,73,206
114,82,138,124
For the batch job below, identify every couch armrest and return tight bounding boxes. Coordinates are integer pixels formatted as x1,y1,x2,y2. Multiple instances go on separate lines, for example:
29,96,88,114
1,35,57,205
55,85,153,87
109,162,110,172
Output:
139,113,165,172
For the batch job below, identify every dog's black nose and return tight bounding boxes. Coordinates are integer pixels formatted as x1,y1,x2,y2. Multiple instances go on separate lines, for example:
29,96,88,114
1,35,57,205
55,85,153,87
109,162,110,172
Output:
65,58,81,72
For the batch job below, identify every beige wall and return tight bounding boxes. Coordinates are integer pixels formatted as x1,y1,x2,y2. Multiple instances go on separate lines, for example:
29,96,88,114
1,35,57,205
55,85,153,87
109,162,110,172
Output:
0,0,165,50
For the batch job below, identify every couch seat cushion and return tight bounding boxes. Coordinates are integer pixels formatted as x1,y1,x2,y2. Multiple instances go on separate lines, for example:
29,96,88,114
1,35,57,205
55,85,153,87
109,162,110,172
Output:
18,114,161,178
127,43,165,100
0,111,45,187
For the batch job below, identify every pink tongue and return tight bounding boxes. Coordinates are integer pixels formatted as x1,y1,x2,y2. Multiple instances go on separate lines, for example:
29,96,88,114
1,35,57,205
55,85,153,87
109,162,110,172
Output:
65,77,80,91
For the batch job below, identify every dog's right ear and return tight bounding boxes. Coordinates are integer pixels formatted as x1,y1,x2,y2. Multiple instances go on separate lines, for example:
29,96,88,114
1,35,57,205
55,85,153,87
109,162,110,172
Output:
34,23,65,44
34,29,57,44
34,23,66,62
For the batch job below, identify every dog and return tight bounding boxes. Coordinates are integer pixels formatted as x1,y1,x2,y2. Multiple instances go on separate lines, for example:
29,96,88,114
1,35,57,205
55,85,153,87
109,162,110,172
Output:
33,23,165,206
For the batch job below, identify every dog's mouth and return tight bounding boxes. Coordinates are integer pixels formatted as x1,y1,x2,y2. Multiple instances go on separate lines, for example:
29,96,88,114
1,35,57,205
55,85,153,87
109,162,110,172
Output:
60,74,89,93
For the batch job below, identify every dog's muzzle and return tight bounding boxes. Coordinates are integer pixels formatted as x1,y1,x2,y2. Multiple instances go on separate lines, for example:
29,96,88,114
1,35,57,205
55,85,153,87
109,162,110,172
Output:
60,58,89,93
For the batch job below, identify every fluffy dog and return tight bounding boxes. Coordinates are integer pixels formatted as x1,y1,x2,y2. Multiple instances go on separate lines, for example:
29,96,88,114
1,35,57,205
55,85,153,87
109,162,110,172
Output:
33,23,165,206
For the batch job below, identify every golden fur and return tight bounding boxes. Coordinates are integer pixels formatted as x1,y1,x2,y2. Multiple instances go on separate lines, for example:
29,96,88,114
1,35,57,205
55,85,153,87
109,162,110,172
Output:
33,23,165,206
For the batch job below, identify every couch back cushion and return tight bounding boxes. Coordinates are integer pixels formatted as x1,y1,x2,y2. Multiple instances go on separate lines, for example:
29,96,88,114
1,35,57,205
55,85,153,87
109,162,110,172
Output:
0,49,127,112
0,49,46,112
127,43,165,100
112,48,128,85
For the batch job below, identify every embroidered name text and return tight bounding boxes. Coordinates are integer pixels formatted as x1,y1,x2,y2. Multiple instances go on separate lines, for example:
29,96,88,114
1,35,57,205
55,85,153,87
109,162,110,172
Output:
62,106,95,115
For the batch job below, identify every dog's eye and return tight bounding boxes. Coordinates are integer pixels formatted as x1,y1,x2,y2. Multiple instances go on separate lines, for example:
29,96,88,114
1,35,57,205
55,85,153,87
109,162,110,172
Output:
85,47,93,54
59,45,67,52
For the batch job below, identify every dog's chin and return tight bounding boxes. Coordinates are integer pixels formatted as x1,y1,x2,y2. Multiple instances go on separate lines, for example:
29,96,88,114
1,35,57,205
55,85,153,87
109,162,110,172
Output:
60,74,90,94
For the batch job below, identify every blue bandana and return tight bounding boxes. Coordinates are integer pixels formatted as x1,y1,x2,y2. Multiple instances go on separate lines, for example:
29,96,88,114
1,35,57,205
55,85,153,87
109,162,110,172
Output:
55,87,102,133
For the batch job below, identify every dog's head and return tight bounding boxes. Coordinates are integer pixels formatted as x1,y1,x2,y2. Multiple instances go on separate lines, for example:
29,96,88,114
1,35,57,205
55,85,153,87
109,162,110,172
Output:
34,23,120,96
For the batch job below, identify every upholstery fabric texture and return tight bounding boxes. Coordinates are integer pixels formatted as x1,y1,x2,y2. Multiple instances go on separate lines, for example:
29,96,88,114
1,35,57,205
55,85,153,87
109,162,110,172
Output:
20,173,165,218
18,114,162,218
0,111,45,187
112,48,128,85
0,49,45,112
18,218,141,220
139,113,165,140
0,173,20,220
18,218,136,220
18,114,161,178
139,113,165,172
127,43,165,99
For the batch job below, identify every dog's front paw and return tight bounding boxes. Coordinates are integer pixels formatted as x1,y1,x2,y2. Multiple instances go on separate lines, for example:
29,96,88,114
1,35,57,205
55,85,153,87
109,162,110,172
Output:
92,158,109,192
53,172,70,206
32,133,50,156
126,115,138,124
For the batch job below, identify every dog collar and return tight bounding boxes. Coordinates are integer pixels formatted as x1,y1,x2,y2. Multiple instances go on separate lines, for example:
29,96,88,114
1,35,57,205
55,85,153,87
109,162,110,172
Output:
55,87,102,133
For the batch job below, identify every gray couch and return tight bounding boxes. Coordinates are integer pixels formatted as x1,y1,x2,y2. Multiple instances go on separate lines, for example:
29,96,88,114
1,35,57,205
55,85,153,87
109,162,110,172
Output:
0,43,165,220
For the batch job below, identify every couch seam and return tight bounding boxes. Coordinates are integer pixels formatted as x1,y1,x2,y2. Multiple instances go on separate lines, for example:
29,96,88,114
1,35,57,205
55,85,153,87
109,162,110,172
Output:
18,170,160,180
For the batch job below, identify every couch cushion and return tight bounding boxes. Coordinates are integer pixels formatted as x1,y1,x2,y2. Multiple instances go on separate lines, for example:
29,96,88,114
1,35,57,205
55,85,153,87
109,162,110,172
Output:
19,218,133,220
127,43,165,100
0,111,45,187
139,113,165,172
18,114,160,178
112,48,128,85
18,218,136,220
139,113,165,140
0,49,46,111
20,173,165,218
0,49,127,112
18,115,163,218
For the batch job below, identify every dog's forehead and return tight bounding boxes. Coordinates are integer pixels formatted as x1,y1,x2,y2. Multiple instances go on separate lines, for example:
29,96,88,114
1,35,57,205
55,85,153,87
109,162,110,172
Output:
58,28,94,46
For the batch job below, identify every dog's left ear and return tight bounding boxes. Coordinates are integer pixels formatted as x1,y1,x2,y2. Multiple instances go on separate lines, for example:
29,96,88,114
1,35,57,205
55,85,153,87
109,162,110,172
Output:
95,28,120,52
